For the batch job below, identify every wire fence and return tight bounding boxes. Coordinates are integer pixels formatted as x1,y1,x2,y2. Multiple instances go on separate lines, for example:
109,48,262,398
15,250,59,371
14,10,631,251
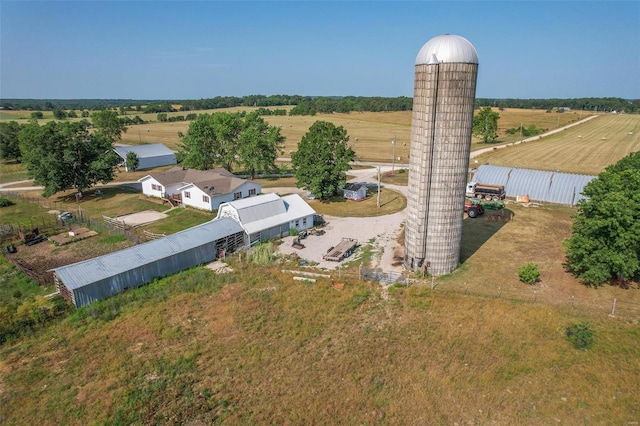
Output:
352,266,640,321
0,191,144,246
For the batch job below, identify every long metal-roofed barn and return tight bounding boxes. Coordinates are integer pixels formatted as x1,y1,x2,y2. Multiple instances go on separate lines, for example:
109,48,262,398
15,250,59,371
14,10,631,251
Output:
472,164,596,206
113,143,177,171
52,218,244,308
404,34,479,275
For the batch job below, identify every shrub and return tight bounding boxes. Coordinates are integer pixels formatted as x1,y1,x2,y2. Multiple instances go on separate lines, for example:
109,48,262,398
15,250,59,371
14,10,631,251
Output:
518,263,541,284
289,228,299,236
0,198,15,207
250,242,275,265
566,322,594,349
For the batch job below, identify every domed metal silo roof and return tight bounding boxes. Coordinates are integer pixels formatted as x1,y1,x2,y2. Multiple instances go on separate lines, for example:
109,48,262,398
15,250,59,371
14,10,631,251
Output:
415,34,478,65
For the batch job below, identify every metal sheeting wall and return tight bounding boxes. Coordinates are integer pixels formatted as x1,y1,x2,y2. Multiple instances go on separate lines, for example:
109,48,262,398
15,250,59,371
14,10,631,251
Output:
137,154,177,171
68,231,244,308
405,62,478,275
472,165,595,206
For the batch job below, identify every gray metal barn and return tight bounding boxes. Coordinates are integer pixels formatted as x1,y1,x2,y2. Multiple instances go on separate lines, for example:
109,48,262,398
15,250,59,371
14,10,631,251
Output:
114,143,177,171
52,218,244,308
472,165,595,206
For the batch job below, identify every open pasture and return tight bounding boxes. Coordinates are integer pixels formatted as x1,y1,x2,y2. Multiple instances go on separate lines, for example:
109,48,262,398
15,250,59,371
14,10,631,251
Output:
474,114,640,175
120,107,581,164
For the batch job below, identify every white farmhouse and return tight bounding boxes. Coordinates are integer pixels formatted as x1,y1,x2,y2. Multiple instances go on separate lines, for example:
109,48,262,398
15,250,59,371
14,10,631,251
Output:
138,167,262,211
217,192,316,245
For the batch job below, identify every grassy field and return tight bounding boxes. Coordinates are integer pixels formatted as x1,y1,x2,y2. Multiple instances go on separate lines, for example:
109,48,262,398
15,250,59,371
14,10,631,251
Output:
474,114,640,175
0,239,637,424
310,188,406,217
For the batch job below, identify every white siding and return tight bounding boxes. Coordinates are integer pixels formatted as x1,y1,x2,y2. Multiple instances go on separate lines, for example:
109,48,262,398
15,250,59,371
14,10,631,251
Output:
140,177,165,198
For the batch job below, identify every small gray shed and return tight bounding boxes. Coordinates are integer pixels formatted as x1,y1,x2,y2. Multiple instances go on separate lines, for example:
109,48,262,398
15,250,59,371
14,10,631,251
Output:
114,143,177,171
342,183,368,201
52,218,244,307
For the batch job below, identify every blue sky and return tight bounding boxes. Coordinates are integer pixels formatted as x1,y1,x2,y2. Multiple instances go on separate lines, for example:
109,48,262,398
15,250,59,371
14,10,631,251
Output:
1,1,638,100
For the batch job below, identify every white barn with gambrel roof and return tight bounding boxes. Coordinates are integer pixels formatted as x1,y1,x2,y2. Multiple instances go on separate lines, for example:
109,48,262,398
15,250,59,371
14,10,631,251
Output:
139,167,262,211
217,193,316,245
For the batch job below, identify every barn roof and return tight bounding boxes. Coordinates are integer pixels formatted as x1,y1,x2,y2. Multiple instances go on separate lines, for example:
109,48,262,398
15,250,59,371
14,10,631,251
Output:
51,217,243,291
113,143,175,159
472,165,595,205
217,193,316,235
139,167,254,195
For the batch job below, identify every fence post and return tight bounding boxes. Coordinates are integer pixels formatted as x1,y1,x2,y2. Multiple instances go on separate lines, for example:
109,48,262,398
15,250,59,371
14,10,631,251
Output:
610,298,617,317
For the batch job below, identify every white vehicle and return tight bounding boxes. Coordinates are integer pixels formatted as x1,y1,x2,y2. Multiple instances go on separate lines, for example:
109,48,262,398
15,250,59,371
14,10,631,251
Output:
465,182,505,201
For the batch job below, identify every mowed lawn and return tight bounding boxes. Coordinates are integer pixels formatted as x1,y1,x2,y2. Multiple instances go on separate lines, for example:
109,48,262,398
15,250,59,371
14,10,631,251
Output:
474,114,640,175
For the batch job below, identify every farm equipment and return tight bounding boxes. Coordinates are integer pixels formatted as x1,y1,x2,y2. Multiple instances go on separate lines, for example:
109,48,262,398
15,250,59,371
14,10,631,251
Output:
19,228,46,246
464,199,485,218
466,182,505,201
323,238,358,262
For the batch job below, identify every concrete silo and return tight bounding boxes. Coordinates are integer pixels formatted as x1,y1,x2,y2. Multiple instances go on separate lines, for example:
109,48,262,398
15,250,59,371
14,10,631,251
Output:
404,34,479,275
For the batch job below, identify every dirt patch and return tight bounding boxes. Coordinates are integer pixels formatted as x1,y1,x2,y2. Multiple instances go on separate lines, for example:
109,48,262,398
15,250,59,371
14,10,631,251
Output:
116,210,168,227
48,227,98,246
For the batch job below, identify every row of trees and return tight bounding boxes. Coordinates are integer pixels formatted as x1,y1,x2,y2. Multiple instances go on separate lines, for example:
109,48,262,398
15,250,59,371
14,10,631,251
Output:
4,96,637,115
178,111,284,179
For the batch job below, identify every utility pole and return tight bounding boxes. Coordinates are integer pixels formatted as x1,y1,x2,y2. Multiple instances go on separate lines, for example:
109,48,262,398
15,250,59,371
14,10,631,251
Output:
391,135,396,175
377,166,381,208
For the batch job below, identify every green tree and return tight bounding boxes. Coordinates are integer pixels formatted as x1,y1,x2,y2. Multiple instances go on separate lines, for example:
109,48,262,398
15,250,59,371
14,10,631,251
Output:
91,109,126,142
179,112,243,171
53,108,67,120
565,152,640,286
473,106,500,143
157,113,168,122
0,121,22,161
238,112,285,179
291,121,354,199
19,120,119,197
30,111,43,119
125,151,140,172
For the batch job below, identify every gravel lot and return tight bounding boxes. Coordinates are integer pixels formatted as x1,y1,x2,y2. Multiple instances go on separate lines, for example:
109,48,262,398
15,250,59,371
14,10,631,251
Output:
277,210,406,271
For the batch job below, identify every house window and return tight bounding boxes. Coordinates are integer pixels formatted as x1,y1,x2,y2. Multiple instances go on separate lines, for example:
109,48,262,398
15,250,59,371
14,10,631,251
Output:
152,184,158,191
203,195,210,203
249,188,256,196
184,191,191,199
303,217,307,226
234,191,242,200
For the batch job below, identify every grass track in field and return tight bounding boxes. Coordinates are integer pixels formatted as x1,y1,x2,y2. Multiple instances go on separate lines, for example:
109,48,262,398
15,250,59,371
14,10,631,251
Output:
474,114,640,174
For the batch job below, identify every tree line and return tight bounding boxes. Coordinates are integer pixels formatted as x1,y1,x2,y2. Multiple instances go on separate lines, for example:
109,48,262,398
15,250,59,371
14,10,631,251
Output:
4,96,636,115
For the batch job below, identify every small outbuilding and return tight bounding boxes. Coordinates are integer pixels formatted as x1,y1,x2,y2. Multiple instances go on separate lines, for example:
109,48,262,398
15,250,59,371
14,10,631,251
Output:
114,143,177,171
52,218,244,308
342,183,368,201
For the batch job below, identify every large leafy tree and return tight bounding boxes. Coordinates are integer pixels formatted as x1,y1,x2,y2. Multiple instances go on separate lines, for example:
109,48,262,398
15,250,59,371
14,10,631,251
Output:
19,120,119,197
0,121,22,161
238,112,285,179
472,106,500,143
91,109,127,142
565,152,640,286
291,121,354,199
179,112,243,171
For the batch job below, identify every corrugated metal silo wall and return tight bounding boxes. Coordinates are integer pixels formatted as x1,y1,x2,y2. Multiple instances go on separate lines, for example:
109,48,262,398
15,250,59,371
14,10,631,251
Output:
405,62,478,275
71,238,238,308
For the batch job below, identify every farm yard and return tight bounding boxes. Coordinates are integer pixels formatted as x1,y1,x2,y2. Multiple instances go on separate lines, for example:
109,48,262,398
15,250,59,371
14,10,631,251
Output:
1,108,639,424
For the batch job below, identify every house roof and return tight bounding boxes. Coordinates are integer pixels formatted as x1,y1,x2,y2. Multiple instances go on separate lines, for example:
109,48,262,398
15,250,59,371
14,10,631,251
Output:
52,218,243,291
343,183,367,192
139,167,256,195
113,143,175,159
218,193,317,235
